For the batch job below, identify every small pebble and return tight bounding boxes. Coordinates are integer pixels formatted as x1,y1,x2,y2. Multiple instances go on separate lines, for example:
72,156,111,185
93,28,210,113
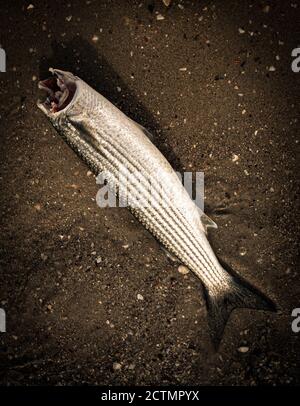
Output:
137,293,144,301
178,265,189,274
40,253,48,261
113,362,122,371
238,346,249,353
239,247,247,256
263,5,270,13
156,14,165,20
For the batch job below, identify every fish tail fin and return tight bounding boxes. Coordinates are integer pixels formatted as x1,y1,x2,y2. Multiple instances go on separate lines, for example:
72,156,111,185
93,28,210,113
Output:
204,268,276,349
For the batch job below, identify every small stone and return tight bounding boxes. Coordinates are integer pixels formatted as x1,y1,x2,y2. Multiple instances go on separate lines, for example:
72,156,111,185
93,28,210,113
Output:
116,86,121,92
262,5,270,13
232,154,239,162
92,35,99,42
239,247,247,256
156,13,165,20
32,75,37,81
238,346,249,353
137,293,144,301
40,253,48,261
27,4,34,10
66,15,72,22
34,203,41,211
269,65,276,72
86,170,92,176
178,265,189,274
179,67,187,71
113,362,122,371
96,256,102,264
238,28,245,34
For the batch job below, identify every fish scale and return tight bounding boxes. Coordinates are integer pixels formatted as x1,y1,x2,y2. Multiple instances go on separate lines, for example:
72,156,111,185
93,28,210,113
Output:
86,120,222,280
38,69,276,348
63,116,222,287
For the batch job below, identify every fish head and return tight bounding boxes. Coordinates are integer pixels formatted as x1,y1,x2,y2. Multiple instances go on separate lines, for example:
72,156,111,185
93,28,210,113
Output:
37,68,79,121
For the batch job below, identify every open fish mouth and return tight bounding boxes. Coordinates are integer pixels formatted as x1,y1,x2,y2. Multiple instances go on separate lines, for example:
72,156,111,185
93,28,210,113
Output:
38,68,77,114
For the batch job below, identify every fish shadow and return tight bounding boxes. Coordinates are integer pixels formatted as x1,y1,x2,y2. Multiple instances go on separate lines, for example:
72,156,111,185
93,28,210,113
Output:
39,37,183,172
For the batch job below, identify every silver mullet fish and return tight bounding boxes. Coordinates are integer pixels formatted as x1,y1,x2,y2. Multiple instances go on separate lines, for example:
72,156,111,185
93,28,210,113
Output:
38,69,276,347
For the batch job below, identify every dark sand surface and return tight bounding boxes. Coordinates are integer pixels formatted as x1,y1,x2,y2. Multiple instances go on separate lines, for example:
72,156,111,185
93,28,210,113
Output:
0,0,299,385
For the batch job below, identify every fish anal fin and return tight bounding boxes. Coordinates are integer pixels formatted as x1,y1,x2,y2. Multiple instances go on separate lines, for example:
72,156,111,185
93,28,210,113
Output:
161,246,179,263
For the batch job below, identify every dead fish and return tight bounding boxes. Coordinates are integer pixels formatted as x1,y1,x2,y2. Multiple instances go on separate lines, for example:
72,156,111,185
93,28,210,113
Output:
37,69,276,348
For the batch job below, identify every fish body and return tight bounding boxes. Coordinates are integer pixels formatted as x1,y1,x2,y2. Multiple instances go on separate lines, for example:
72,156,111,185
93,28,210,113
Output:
38,69,275,347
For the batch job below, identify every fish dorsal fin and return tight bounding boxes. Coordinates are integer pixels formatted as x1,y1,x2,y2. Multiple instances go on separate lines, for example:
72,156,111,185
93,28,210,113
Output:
131,119,154,142
139,124,154,141
201,212,218,232
196,206,218,234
